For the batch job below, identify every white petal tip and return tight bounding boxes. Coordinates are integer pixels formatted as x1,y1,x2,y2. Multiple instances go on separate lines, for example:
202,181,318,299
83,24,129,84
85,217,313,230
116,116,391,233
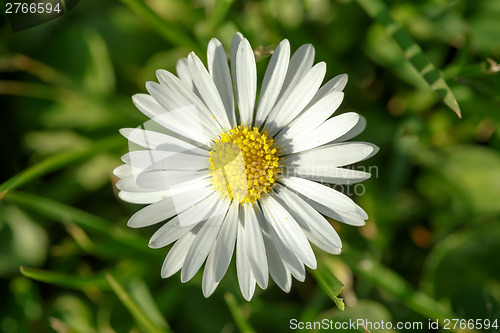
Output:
118,128,132,138
181,270,196,283
161,271,173,279
148,240,163,249
131,94,143,104
155,68,166,77
127,218,142,229
202,286,218,298
208,38,221,46
280,39,290,46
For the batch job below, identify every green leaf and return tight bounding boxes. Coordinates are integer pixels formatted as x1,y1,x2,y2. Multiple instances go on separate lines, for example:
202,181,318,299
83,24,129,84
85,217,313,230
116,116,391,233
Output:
224,292,255,333
342,246,461,326
4,191,150,255
424,222,500,320
83,30,115,97
0,54,74,86
129,279,170,331
423,146,500,215
0,206,48,275
318,300,392,333
356,0,461,117
207,0,235,34
0,135,122,200
119,0,201,53
106,273,170,333
51,295,98,333
20,267,109,290
0,80,69,100
310,256,345,311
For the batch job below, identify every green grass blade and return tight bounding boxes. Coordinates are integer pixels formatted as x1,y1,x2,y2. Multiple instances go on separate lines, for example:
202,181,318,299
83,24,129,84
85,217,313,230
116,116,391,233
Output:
119,0,201,53
20,266,109,290
0,135,122,200
0,80,70,100
224,293,255,333
106,273,170,333
129,279,171,331
4,191,150,255
83,30,116,97
6,191,109,233
356,0,461,118
341,247,479,332
207,0,235,33
310,256,345,310
0,54,74,86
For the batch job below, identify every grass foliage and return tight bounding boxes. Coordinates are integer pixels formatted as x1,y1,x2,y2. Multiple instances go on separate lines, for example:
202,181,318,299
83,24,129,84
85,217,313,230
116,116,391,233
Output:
1,0,500,332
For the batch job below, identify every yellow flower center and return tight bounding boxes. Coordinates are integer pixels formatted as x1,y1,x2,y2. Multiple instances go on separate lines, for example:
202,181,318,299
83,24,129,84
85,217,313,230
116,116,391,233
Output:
209,125,281,204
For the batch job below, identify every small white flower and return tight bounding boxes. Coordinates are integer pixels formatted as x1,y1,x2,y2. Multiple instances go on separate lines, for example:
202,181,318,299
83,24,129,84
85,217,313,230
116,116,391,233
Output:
114,32,377,301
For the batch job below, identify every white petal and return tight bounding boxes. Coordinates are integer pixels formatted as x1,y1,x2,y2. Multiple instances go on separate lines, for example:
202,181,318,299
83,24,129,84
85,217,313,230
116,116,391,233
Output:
181,200,229,282
131,92,164,118
289,167,372,185
254,39,290,127
161,225,200,278
241,204,268,289
119,128,208,156
274,185,342,250
155,70,223,135
230,32,244,111
266,62,326,134
128,187,213,228
307,73,348,108
260,228,292,292
276,91,344,145
113,164,136,178
176,58,197,93
332,115,367,143
117,172,209,193
207,38,236,127
237,207,256,301
260,196,317,269
187,52,231,129
132,93,213,146
120,170,208,191
283,112,360,154
265,224,306,282
118,190,169,204
148,192,220,248
281,176,367,226
286,142,378,168
213,202,239,282
276,44,315,104
234,39,257,126
121,150,208,171
118,173,210,205
116,175,156,192
302,230,342,255
202,244,220,297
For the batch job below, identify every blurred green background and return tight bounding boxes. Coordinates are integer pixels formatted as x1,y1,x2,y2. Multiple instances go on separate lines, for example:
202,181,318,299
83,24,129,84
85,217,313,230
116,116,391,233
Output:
1,0,499,332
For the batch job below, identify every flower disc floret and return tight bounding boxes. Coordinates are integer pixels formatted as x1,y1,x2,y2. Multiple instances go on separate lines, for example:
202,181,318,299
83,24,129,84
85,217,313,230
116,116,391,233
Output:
209,125,280,204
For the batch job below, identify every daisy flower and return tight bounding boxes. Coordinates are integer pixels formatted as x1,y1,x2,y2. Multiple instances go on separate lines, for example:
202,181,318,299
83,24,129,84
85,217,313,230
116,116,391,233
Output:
113,32,377,301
